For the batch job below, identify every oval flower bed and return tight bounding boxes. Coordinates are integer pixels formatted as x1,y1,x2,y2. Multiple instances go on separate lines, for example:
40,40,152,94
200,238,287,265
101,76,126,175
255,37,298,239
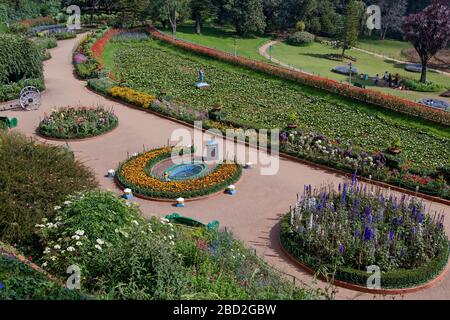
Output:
38,106,118,139
116,147,242,199
280,179,449,289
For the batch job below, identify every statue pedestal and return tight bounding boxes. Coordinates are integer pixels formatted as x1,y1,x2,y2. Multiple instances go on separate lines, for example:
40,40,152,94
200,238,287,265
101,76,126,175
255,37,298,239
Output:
195,82,209,89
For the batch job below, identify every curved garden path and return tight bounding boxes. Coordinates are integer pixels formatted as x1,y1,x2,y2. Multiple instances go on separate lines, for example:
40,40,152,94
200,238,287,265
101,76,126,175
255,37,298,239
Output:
2,34,450,300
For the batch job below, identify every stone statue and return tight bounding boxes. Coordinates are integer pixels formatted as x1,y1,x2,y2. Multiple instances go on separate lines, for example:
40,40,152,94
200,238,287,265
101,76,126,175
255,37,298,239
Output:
195,66,209,89
199,67,205,83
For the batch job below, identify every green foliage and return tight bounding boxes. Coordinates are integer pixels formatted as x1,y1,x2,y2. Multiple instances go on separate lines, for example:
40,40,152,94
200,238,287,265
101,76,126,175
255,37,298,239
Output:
0,33,42,84
0,77,44,102
106,41,450,170
87,77,115,95
54,31,76,40
38,106,118,139
0,131,97,251
401,78,443,92
340,0,359,55
36,191,320,299
0,253,89,300
295,20,306,32
75,60,100,80
287,31,315,46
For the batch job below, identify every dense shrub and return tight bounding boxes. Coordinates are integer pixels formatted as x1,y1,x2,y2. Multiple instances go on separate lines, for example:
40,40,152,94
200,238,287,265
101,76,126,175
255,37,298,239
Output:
54,31,76,40
401,78,443,92
37,191,320,300
287,31,315,46
0,132,97,252
0,33,42,84
0,252,89,300
75,60,100,79
38,106,119,139
87,78,115,95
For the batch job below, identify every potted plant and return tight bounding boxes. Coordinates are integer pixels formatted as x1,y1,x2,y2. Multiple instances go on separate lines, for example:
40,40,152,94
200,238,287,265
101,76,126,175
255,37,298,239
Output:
388,137,402,155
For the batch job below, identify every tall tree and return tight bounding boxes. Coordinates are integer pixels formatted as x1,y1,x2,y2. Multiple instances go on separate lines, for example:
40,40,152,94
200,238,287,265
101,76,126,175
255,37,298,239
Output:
116,0,150,27
402,0,450,83
217,0,266,35
376,0,407,39
340,0,360,56
164,0,189,35
190,0,214,34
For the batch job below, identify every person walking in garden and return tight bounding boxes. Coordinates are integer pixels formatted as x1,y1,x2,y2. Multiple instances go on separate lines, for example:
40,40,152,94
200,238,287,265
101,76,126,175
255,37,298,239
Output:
388,73,393,87
374,74,380,86
394,73,400,87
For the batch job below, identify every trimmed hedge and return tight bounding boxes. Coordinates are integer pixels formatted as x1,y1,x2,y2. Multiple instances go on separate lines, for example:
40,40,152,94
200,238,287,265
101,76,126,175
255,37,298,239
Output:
149,27,450,127
287,31,315,46
116,149,242,199
280,214,449,289
401,78,443,93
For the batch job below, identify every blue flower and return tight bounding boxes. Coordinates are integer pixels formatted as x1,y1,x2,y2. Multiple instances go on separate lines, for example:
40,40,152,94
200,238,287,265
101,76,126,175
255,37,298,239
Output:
389,230,395,241
339,243,345,255
0,282,4,290
364,226,374,241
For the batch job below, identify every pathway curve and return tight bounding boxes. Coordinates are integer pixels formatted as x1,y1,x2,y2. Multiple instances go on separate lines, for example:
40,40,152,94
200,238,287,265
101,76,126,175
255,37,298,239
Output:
3,35,450,300
259,40,312,75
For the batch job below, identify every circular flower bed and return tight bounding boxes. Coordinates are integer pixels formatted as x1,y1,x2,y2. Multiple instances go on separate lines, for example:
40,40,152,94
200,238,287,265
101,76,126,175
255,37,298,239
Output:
116,147,242,199
280,179,449,289
38,106,118,139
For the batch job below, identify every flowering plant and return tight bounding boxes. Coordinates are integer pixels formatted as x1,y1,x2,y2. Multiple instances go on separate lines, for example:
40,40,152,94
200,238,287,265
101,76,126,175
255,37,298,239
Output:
38,106,118,139
117,147,242,199
285,178,448,272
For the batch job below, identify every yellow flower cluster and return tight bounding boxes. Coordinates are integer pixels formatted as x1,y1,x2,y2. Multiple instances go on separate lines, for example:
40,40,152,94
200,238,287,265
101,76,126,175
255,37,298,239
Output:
120,147,239,194
110,87,156,108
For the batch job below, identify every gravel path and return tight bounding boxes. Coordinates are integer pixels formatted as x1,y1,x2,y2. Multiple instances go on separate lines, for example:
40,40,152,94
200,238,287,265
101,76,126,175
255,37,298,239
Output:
3,34,449,300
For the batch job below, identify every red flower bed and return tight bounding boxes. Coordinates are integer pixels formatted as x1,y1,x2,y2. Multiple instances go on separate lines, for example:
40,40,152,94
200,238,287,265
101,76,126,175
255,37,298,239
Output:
20,16,55,28
148,27,450,127
91,29,123,66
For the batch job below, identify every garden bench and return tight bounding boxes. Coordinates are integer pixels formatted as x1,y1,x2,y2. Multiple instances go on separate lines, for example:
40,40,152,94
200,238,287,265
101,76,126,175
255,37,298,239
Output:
165,213,219,230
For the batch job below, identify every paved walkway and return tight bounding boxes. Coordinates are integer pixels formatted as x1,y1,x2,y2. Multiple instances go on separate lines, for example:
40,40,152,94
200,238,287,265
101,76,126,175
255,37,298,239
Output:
3,35,449,300
259,40,312,75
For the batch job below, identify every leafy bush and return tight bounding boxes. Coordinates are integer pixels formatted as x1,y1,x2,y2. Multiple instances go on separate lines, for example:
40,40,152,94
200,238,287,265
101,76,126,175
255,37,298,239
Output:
0,132,97,252
295,21,306,32
0,252,89,300
38,106,119,139
75,60,100,79
0,33,42,84
110,86,156,108
87,78,115,95
0,78,44,102
401,78,443,92
54,31,76,40
287,31,315,46
36,191,320,299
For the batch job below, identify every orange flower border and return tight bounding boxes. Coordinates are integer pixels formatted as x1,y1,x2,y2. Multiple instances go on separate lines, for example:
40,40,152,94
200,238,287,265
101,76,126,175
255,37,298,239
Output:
116,147,242,199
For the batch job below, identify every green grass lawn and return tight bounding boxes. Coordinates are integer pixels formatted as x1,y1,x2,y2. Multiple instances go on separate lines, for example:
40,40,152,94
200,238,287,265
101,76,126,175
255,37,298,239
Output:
103,39,450,170
271,41,450,102
158,24,271,61
356,38,412,60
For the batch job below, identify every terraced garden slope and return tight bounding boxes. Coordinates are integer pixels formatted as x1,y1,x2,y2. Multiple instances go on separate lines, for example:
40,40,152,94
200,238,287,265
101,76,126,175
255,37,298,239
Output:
104,40,450,171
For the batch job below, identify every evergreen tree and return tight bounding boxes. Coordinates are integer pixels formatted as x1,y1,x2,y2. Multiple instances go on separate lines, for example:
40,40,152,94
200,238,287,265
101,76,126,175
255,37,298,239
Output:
190,0,214,34
340,0,360,56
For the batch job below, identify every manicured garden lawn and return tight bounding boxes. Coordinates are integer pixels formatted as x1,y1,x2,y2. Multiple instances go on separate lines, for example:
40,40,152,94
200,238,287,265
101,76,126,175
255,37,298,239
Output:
356,38,412,60
158,24,271,61
103,39,450,170
271,41,450,102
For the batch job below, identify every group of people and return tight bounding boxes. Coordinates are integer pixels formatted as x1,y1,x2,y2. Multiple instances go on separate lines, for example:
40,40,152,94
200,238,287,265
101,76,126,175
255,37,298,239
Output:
373,71,403,89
